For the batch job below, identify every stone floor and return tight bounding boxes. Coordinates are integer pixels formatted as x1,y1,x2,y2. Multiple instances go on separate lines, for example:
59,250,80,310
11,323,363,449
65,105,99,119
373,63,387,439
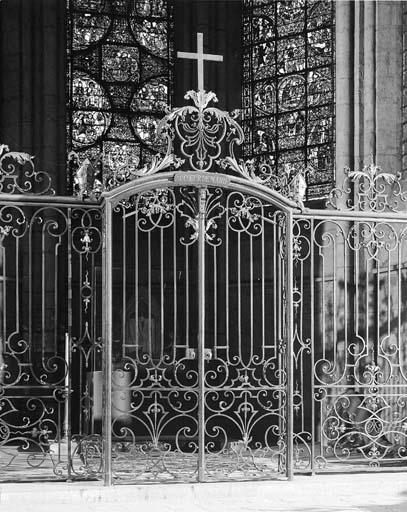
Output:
0,472,407,512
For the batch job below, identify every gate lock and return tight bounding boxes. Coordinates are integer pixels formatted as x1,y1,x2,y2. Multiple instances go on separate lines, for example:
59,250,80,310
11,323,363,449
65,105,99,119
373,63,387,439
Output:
204,348,212,360
185,348,213,360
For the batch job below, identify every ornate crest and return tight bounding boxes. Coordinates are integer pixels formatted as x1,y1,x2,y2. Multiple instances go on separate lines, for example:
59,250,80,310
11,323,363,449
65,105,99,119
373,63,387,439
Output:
159,90,243,173
140,90,311,204
67,88,313,204
327,156,407,212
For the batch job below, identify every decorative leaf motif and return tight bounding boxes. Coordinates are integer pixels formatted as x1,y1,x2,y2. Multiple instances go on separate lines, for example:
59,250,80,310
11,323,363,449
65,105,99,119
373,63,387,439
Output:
0,144,54,196
328,156,407,212
156,89,244,172
5,152,33,165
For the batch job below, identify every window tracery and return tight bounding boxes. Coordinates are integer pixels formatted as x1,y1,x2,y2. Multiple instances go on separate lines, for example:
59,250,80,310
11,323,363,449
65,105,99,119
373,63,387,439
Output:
242,0,335,199
67,0,173,194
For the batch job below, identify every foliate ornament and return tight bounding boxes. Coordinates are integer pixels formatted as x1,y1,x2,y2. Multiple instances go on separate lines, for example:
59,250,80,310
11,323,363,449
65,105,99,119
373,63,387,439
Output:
133,143,184,178
80,229,93,255
220,156,312,208
268,162,313,209
0,225,11,243
0,144,54,195
327,156,407,212
70,151,104,200
138,188,173,218
229,196,261,225
218,155,270,184
227,193,264,237
176,187,225,246
82,271,92,313
161,90,244,173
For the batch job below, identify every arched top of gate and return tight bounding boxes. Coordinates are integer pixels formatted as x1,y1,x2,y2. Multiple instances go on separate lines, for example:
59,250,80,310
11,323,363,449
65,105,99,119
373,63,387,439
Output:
102,90,303,211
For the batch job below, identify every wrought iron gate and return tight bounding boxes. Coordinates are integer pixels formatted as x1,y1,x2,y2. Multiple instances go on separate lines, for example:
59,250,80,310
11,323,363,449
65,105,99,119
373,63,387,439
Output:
4,87,407,484
103,175,293,483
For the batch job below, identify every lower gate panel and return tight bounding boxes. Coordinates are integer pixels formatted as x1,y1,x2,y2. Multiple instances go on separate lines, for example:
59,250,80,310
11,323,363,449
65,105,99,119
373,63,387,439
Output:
106,186,290,483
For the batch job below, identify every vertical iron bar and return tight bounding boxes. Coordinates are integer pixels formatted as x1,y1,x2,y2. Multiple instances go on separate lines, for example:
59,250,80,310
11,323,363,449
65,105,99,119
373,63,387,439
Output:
41,222,45,360
160,228,164,359
213,246,217,356
103,201,113,486
261,214,265,360
66,209,73,481
15,238,20,329
273,216,277,354
148,231,152,356
91,255,97,436
310,218,315,474
173,193,177,357
238,233,242,361
225,201,229,361
64,332,72,482
135,202,139,354
2,229,6,345
122,206,126,358
250,235,253,361
28,220,33,359
286,210,294,480
197,187,206,482
53,221,60,354
185,245,189,349
277,214,283,471
78,255,83,432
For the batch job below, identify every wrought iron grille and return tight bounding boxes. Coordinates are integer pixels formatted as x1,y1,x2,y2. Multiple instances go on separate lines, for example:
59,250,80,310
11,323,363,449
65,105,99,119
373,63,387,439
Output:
0,146,103,481
3,77,407,483
66,0,174,194
242,0,335,199
292,162,407,471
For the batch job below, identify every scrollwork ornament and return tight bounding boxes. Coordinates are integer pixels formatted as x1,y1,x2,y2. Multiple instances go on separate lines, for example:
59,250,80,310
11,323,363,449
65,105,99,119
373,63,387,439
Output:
327,156,407,212
162,90,244,173
0,144,54,195
135,188,176,232
227,193,263,237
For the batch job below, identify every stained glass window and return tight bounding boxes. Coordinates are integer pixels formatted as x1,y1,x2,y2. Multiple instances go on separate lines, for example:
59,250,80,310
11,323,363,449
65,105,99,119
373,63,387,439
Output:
67,0,173,193
242,0,335,199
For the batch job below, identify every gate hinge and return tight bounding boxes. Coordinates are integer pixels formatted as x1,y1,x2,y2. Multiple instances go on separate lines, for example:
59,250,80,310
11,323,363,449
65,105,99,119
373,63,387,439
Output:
185,348,196,360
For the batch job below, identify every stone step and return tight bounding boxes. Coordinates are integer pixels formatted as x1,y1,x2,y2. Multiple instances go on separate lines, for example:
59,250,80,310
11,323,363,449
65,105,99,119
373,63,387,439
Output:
0,472,406,512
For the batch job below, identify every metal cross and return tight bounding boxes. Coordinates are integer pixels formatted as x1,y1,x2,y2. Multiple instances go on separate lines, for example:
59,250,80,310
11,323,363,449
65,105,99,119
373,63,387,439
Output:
177,32,223,92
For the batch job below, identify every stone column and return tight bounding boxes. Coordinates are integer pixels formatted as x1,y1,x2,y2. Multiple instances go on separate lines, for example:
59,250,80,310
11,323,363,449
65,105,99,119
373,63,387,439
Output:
335,0,354,189
376,1,403,172
362,0,377,163
336,0,403,178
0,0,66,194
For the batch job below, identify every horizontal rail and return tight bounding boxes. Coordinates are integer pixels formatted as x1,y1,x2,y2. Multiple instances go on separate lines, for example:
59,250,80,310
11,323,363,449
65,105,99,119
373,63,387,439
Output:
0,194,102,208
295,208,407,223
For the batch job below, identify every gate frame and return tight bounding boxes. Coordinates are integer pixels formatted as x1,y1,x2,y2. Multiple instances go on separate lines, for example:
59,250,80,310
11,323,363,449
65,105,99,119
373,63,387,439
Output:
101,170,298,484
